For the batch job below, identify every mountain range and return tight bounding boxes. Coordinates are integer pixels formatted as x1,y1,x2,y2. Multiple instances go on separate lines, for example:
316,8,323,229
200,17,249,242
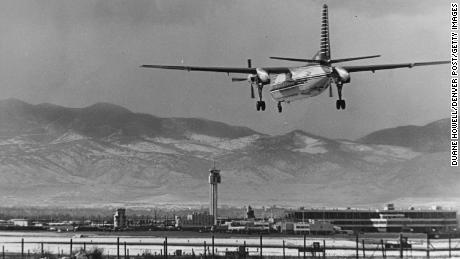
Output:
0,99,457,209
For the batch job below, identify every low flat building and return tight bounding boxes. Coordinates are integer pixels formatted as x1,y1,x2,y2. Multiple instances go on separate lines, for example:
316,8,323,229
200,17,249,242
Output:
286,204,457,233
180,212,214,229
9,219,32,227
0,220,13,227
277,220,334,234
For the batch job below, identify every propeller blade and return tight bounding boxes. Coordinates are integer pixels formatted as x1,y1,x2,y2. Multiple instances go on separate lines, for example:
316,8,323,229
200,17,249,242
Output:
250,83,255,99
231,78,247,82
329,80,333,97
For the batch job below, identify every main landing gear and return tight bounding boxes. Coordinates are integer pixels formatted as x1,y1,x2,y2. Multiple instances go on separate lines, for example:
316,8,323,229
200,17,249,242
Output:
256,83,266,111
256,100,266,111
253,83,283,113
335,82,346,110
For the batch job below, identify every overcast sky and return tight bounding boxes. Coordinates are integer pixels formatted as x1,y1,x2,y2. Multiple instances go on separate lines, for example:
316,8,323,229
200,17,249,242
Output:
0,0,450,139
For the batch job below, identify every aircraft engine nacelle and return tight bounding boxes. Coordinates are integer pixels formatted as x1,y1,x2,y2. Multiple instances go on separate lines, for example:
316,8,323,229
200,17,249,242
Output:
256,68,270,84
333,67,351,83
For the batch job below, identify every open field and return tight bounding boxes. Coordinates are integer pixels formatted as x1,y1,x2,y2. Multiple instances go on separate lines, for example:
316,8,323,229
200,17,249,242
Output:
0,231,459,258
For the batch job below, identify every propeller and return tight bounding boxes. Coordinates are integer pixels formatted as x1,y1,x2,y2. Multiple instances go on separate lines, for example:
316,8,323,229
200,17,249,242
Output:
231,59,255,99
247,59,255,99
250,81,255,99
231,78,246,82
328,78,333,97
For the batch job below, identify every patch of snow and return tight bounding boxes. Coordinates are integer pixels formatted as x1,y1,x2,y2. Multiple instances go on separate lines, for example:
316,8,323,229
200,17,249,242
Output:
173,143,220,153
214,135,260,150
292,135,328,154
51,131,87,144
188,134,223,143
373,145,421,160
189,134,260,150
150,137,181,144
340,141,420,160
119,142,177,154
0,137,29,145
339,141,374,152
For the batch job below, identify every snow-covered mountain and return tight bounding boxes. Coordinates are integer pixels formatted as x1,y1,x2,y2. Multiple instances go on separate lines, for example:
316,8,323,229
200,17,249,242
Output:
0,99,457,209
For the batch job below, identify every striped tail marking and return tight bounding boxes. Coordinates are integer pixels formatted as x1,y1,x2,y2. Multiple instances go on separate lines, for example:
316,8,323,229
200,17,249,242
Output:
320,4,331,61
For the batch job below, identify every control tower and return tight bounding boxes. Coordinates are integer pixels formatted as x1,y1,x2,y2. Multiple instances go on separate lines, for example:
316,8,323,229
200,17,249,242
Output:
208,165,221,225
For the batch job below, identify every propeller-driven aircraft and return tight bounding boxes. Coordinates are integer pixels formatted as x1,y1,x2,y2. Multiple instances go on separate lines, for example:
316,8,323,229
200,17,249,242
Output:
141,4,448,113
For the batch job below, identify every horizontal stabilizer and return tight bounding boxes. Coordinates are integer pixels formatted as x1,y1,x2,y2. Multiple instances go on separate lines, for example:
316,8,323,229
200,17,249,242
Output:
332,55,381,63
270,55,381,64
270,56,321,63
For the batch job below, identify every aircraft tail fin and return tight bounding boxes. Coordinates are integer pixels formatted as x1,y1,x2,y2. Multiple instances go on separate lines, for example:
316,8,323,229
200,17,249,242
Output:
320,4,331,61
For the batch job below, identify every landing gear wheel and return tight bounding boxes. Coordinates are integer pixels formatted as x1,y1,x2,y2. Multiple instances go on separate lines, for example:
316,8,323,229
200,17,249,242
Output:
256,101,265,111
336,100,346,110
277,102,282,113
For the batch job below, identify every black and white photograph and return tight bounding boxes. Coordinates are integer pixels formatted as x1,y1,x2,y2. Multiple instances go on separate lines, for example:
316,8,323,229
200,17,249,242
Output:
0,0,457,258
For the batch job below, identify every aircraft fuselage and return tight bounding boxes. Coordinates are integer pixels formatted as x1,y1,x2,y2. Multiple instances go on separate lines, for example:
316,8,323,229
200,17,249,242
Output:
269,64,332,103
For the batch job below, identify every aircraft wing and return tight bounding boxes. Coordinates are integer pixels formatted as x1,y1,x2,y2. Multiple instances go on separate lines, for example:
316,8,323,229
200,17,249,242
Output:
140,65,291,74
343,61,449,73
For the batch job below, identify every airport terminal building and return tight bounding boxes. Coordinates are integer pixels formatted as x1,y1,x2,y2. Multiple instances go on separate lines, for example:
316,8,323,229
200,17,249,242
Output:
285,204,458,233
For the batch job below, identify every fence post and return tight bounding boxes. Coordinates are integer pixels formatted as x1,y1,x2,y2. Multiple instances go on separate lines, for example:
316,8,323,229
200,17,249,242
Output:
212,235,215,259
380,239,385,258
124,241,127,259
204,241,207,259
355,235,359,259
426,235,430,258
244,240,247,259
323,239,326,259
303,234,306,259
165,237,168,259
362,239,365,258
127,248,129,259
70,238,73,256
41,242,44,256
282,240,285,259
399,233,403,259
21,238,24,259
117,237,120,259
259,234,263,259
2,245,4,259
449,235,452,258
83,242,86,251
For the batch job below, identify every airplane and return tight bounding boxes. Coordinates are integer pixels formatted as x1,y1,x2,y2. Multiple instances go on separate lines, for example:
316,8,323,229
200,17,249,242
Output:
141,4,448,113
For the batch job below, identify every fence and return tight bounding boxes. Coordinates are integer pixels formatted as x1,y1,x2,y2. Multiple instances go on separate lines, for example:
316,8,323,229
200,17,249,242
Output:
1,234,460,258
